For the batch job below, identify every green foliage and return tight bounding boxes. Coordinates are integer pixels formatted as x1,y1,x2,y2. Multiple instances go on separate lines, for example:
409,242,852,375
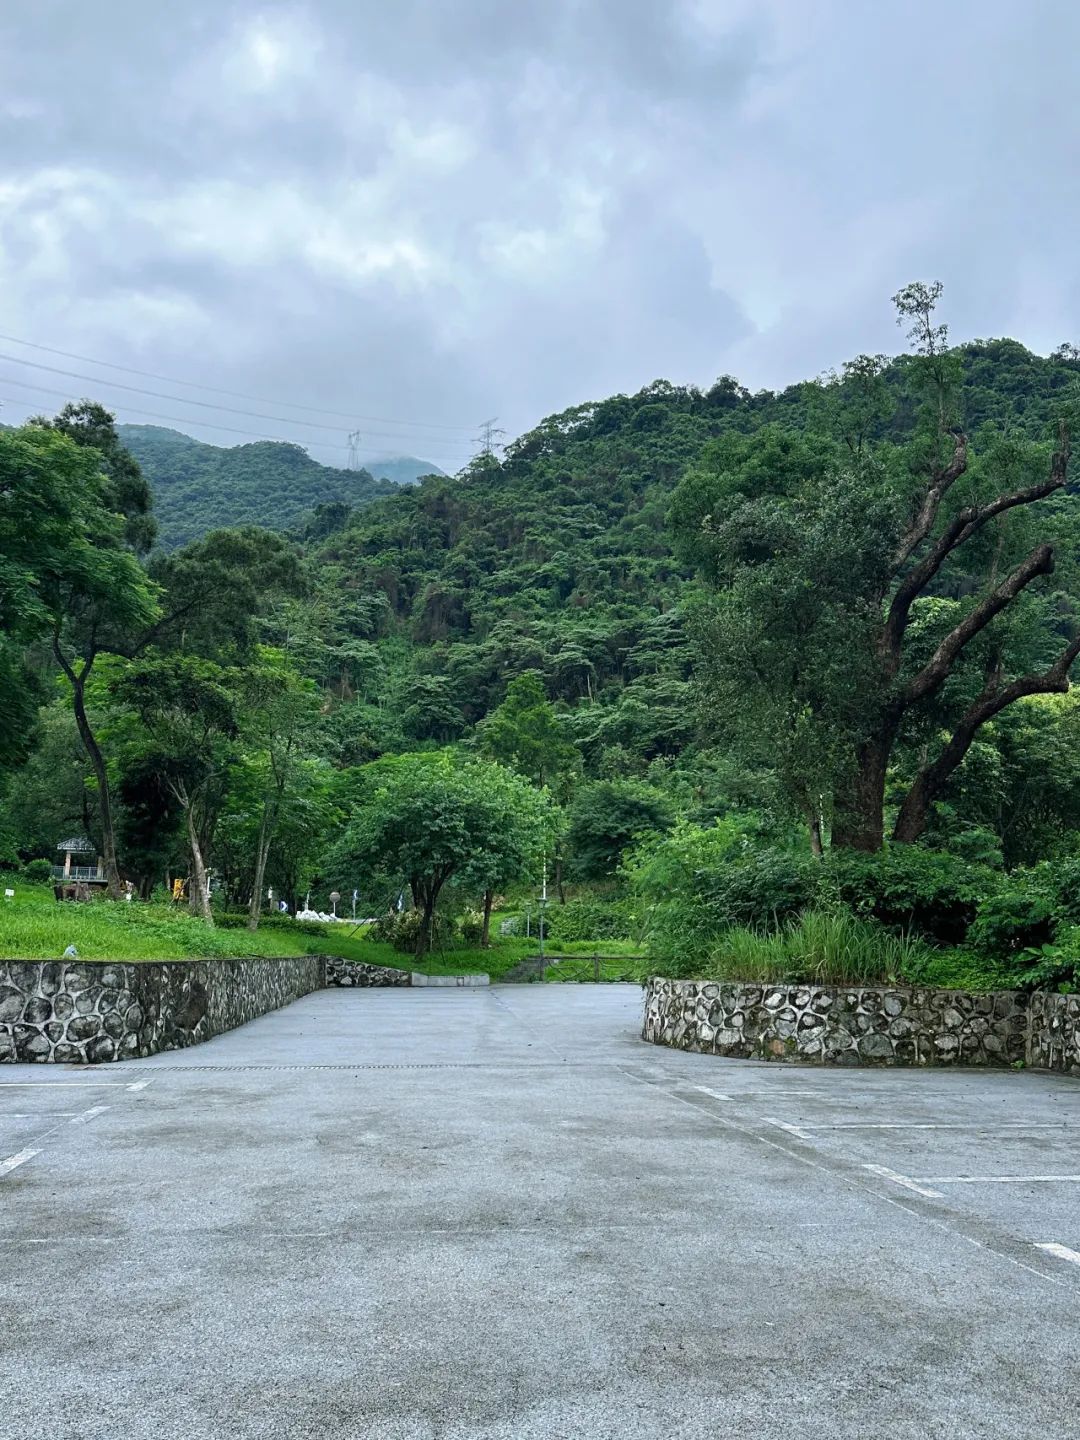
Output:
541,898,636,942
331,752,554,955
826,847,992,945
704,910,935,988
21,858,53,883
477,672,579,790
117,426,398,549
566,778,672,880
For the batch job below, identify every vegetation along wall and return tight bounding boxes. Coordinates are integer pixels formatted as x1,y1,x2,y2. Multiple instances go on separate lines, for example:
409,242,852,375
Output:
0,956,323,1063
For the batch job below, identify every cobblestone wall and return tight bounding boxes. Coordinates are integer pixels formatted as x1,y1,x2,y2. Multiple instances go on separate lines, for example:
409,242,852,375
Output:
0,955,323,1063
1027,992,1080,1076
325,957,411,987
642,978,1030,1067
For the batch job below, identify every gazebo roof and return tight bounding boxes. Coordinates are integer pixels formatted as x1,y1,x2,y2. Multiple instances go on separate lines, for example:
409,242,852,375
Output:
56,837,96,853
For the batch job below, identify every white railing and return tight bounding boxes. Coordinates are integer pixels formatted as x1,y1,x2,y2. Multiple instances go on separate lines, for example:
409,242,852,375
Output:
51,866,105,882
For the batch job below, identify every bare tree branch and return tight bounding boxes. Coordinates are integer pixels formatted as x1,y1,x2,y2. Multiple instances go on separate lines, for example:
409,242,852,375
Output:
890,430,968,572
882,424,1071,672
900,543,1056,710
894,630,1080,842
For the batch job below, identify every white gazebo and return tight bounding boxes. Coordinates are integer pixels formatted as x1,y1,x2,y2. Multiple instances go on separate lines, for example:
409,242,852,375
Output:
53,838,106,885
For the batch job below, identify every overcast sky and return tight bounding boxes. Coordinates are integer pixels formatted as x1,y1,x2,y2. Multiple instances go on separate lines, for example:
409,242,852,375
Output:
2,1,1077,472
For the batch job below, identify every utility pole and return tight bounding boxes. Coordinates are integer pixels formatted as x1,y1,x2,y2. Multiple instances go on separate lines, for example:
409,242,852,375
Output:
346,429,363,470
473,417,505,460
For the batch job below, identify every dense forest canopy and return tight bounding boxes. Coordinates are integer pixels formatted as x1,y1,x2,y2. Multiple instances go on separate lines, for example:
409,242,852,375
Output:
6,294,1080,974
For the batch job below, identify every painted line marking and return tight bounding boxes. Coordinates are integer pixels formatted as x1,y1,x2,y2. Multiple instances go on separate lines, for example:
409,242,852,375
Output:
126,1078,154,1092
693,1085,733,1102
1035,1243,1080,1269
0,1113,79,1120
69,1105,109,1126
0,1082,125,1088
918,1174,1080,1186
863,1164,945,1199
765,1117,811,1140
785,1121,1077,1131
0,1148,41,1176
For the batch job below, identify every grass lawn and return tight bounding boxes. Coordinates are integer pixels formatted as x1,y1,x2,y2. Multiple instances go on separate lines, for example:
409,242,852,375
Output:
0,884,646,981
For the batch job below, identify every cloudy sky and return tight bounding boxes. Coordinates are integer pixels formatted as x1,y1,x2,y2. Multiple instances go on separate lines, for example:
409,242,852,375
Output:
1,1,1077,472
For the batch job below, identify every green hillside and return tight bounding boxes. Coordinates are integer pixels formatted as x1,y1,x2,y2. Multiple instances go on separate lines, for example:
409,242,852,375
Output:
117,425,400,549
296,337,1080,771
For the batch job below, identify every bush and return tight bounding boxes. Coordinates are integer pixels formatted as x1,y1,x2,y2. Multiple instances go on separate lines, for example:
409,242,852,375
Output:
542,899,636,943
457,908,485,943
967,886,1056,958
629,820,818,972
369,907,451,953
705,910,934,987
21,858,54,884
826,847,993,945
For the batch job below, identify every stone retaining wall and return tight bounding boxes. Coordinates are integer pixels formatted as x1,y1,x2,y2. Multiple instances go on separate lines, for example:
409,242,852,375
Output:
1027,992,1080,1076
325,957,411,987
642,977,1030,1067
0,955,323,1063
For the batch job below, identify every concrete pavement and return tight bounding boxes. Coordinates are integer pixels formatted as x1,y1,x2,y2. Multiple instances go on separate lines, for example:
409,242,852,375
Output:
2,984,1079,1439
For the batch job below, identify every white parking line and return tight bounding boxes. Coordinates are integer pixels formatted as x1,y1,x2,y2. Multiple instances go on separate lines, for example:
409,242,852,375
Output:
918,1174,1080,1186
0,1113,79,1119
863,1164,945,1199
778,1122,1076,1132
1035,1242,1080,1268
0,1081,126,1088
126,1079,154,1092
0,1148,41,1176
765,1117,811,1140
693,1085,733,1102
69,1105,110,1126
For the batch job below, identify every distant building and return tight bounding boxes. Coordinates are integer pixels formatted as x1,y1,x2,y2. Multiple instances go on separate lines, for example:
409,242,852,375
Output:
52,838,106,885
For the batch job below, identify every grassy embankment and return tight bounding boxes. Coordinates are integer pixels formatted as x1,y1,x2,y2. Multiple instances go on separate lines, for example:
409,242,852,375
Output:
0,885,644,982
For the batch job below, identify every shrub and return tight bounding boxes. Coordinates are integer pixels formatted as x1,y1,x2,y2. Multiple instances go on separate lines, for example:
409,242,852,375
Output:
21,858,54,884
967,886,1056,958
369,907,451,953
629,820,818,972
705,910,935,987
457,908,485,943
542,899,636,943
825,846,993,945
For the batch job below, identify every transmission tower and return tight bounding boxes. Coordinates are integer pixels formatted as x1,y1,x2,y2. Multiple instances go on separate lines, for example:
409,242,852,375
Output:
346,428,363,470
473,417,506,459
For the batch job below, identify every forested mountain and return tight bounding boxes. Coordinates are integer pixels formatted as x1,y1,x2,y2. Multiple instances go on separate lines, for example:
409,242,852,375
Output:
291,337,1080,781
117,426,400,549
360,455,447,486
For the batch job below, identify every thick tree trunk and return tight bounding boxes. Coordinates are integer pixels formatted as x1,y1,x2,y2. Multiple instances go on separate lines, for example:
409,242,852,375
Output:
481,888,494,948
808,814,823,858
65,665,123,898
185,808,213,923
831,738,890,852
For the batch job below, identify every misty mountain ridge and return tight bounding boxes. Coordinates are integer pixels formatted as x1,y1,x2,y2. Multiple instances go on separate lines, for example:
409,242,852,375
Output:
115,425,446,550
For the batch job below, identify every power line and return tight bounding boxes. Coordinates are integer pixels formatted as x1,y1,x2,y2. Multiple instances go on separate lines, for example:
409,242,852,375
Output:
0,332,476,434
0,379,475,460
0,351,484,448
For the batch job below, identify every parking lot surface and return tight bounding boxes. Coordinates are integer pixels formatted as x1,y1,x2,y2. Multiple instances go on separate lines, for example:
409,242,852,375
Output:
2,984,1079,1439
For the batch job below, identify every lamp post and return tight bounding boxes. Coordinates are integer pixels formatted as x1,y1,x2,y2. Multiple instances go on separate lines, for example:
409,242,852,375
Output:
329,890,341,919
538,859,548,979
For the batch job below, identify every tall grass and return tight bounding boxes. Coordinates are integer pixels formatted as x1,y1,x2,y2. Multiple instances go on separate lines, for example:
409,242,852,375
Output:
705,909,934,988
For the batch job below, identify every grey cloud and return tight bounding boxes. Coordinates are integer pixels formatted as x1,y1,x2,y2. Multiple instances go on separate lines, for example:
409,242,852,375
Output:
1,1,1077,466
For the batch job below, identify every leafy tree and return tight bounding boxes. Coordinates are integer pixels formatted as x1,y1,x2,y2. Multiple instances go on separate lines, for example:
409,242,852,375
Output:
477,672,579,788
333,752,553,956
111,655,242,920
7,424,161,894
673,285,1080,851
566,778,673,880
